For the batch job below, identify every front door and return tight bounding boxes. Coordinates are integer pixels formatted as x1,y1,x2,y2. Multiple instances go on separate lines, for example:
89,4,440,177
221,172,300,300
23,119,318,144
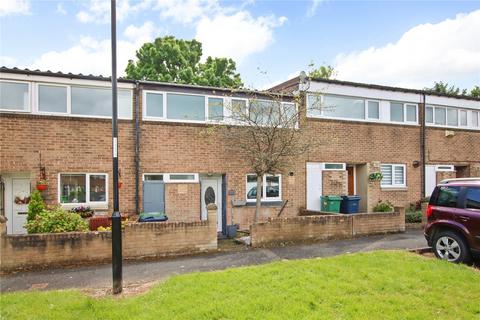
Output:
306,162,323,211
11,178,30,234
347,167,355,195
201,178,222,232
143,181,165,213
425,165,436,197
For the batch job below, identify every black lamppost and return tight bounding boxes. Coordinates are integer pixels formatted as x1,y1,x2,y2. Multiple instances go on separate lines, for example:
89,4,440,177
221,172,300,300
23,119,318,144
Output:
111,0,123,295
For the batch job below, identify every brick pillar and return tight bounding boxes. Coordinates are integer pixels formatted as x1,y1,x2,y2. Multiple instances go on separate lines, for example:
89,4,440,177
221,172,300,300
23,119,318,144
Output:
367,161,382,212
206,203,217,224
394,206,406,232
470,164,480,177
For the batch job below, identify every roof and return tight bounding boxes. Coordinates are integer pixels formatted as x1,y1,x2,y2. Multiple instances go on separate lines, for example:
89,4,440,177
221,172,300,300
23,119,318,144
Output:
0,66,293,98
270,75,480,102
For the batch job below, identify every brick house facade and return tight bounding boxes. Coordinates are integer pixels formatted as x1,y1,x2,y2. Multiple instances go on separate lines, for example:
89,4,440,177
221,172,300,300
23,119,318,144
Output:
1,67,479,235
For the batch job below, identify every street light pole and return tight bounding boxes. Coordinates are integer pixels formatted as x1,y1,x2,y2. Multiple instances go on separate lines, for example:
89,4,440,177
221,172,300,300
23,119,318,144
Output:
111,0,122,295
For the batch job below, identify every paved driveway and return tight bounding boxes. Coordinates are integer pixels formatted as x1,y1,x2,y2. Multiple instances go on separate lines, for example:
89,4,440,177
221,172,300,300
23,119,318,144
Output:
0,229,426,292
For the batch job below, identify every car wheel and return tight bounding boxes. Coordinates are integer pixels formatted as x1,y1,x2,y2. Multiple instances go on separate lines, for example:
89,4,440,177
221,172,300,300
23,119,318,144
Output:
433,230,471,263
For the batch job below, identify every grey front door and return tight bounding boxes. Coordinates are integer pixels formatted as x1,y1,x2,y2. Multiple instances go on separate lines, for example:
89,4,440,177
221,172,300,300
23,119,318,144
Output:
143,181,165,213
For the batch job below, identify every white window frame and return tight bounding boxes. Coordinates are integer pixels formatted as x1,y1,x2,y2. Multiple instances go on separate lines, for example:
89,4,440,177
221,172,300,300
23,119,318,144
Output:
323,163,346,171
472,111,479,128
404,103,418,124
164,173,199,183
35,82,70,115
426,105,479,130
70,85,133,120
143,90,167,120
366,99,380,120
246,174,282,202
459,109,468,127
58,173,109,208
206,95,226,122
425,106,434,124
142,173,164,181
380,164,406,188
0,79,32,112
435,165,454,172
165,92,208,124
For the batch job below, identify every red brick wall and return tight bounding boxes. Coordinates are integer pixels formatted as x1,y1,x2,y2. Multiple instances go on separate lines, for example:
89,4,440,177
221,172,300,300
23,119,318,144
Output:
0,206,217,271
250,207,405,247
322,170,347,195
0,114,136,214
165,183,200,221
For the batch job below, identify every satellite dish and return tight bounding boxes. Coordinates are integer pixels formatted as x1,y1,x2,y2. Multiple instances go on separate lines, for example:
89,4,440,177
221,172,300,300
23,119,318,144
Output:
299,71,307,84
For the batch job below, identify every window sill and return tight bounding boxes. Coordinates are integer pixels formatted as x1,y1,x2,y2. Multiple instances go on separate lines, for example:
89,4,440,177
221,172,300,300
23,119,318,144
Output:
380,187,408,192
60,203,109,210
245,201,284,207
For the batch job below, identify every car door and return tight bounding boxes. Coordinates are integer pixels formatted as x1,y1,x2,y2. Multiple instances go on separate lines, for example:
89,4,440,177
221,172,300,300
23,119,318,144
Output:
431,185,462,220
457,187,480,250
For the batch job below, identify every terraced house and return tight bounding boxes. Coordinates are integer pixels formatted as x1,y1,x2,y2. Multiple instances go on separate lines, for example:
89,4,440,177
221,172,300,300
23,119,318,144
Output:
1,67,479,235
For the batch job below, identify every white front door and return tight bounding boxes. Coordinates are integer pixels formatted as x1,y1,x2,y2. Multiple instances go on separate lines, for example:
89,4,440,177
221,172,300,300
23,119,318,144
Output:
306,162,323,211
11,178,31,234
425,165,436,197
201,178,222,232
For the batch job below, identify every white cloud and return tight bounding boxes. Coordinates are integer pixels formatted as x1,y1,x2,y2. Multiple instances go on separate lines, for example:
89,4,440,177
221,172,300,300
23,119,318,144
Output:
0,0,30,17
76,0,150,24
307,0,324,18
0,56,17,67
56,3,67,15
28,22,158,76
73,0,285,63
196,11,287,63
334,10,480,89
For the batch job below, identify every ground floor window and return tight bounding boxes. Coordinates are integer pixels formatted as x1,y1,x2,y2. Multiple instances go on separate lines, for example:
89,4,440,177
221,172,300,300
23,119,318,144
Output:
59,173,107,205
380,164,406,188
246,174,281,202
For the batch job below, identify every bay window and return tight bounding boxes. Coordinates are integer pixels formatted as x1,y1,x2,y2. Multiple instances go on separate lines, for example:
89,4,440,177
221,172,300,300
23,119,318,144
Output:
59,173,107,206
0,81,29,111
246,174,281,202
380,164,406,188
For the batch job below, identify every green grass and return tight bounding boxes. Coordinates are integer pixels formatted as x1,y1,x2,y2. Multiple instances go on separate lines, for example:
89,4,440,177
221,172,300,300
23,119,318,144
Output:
1,251,479,319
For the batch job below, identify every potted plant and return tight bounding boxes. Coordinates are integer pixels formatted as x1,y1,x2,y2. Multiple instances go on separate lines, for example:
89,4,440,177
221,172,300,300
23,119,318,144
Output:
71,205,94,218
368,172,383,182
36,179,48,191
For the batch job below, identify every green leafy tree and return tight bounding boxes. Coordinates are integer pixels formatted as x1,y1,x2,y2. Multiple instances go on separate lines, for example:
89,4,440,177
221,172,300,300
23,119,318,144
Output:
27,190,45,222
426,81,467,96
195,57,242,88
470,85,480,98
126,36,243,88
308,62,336,79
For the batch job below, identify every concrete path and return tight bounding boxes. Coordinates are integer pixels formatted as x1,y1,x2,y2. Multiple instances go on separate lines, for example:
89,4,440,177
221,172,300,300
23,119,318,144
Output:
0,229,426,292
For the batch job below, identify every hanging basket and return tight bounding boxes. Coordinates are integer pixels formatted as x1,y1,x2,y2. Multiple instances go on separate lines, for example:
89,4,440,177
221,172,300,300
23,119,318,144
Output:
36,184,48,191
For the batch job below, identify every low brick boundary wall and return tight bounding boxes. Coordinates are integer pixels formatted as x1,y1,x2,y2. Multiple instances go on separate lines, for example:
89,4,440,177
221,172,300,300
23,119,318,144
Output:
250,207,405,247
0,205,218,272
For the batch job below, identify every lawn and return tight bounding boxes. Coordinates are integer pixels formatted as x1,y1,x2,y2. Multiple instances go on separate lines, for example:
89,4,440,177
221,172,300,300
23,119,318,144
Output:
1,251,479,319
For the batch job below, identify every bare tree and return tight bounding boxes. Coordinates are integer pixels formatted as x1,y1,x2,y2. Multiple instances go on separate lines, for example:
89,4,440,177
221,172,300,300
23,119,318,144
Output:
208,85,322,222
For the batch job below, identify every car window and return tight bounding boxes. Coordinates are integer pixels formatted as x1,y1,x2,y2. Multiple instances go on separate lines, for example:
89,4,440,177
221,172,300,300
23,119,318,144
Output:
465,187,480,210
435,186,461,208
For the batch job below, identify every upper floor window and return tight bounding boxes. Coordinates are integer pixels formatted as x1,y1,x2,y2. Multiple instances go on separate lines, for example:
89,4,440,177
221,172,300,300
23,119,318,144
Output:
426,105,478,129
208,97,224,121
0,80,133,119
38,84,67,113
167,93,205,121
0,81,29,111
306,93,417,125
380,164,406,188
390,102,417,123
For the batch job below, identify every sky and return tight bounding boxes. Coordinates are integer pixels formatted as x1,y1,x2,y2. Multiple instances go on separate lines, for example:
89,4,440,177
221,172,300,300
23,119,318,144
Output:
1,0,479,91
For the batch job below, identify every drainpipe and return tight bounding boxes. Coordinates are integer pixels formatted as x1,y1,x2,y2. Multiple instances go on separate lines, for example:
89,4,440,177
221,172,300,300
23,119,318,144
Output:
134,81,140,214
421,93,426,198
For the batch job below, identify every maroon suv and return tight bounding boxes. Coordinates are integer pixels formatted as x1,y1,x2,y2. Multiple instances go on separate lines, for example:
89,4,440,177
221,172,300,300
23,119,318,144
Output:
424,180,480,263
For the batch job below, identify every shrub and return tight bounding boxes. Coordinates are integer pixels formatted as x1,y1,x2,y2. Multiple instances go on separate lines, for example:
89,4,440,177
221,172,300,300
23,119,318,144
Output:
27,190,45,222
373,200,394,212
405,210,422,223
70,206,94,218
25,206,89,234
